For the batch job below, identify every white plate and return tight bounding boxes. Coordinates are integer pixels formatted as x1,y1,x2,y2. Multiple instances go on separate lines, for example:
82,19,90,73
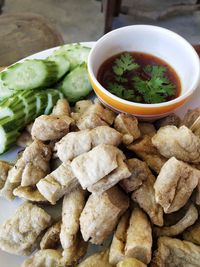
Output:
0,41,200,266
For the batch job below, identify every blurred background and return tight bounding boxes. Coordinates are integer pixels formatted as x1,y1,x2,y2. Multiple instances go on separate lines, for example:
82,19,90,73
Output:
0,0,200,65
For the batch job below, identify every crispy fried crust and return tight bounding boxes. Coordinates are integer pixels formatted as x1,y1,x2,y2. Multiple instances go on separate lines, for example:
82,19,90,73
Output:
40,221,61,249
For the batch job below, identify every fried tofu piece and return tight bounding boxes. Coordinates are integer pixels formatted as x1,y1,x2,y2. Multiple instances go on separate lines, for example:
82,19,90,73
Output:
80,186,129,245
109,211,130,265
152,125,200,163
16,130,33,148
13,186,47,202
52,99,71,116
181,108,200,128
60,187,86,249
0,178,17,200
138,122,156,137
132,171,163,226
37,161,79,205
74,99,93,113
125,207,152,264
76,113,108,130
40,221,61,249
22,249,63,267
117,257,146,267
56,126,122,162
127,136,167,174
154,113,181,129
154,157,200,213
151,237,200,267
78,248,113,267
114,114,141,145
0,160,12,189
120,159,149,193
71,144,122,189
87,153,131,194
31,114,74,141
61,232,88,266
183,221,200,245
0,202,51,255
155,203,198,237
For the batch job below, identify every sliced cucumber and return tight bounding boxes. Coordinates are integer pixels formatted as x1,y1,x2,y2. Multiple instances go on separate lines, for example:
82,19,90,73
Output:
44,89,63,114
48,54,70,80
35,91,49,116
52,44,91,70
60,63,92,103
0,73,14,101
2,59,58,90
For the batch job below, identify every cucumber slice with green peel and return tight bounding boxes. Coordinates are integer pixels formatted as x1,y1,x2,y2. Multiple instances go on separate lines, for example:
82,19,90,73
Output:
52,44,91,70
48,54,70,80
1,59,58,90
35,91,49,116
60,63,92,103
0,77,14,101
44,89,63,115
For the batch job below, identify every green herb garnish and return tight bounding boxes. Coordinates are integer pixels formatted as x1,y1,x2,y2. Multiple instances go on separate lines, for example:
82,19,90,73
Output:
112,52,139,76
133,65,176,104
108,82,137,101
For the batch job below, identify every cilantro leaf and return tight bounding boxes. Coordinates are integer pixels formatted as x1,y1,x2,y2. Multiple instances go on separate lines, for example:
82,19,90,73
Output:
115,76,128,83
108,82,137,101
133,65,176,104
112,52,139,76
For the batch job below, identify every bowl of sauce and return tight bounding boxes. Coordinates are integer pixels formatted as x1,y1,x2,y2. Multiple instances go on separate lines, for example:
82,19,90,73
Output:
88,25,200,119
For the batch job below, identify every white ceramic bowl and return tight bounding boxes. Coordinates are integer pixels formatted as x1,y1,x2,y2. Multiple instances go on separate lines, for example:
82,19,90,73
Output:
88,25,200,119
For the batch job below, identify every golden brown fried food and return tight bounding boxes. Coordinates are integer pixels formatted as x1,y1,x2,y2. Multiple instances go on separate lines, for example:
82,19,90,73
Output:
117,257,146,267
109,211,130,265
0,202,51,256
80,186,129,245
114,114,141,145
127,135,167,173
13,186,47,202
74,99,93,113
151,236,200,267
87,153,131,194
40,221,61,250
154,113,180,129
52,99,71,116
154,203,198,237
22,249,63,267
154,157,200,213
71,144,123,189
16,130,33,148
132,171,163,226
0,160,12,189
124,207,152,264
120,159,149,193
78,248,113,267
37,161,79,205
181,108,200,128
60,187,86,249
183,221,200,246
152,125,200,163
138,122,156,137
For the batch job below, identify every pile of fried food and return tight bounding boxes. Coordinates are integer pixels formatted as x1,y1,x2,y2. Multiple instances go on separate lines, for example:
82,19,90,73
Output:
1,98,200,266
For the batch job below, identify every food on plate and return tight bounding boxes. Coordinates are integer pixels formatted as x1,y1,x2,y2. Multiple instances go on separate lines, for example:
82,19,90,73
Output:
183,221,200,245
60,187,86,250
0,140,51,199
13,186,47,202
109,211,130,265
40,221,61,249
127,135,167,173
80,186,129,244
120,158,149,193
117,257,146,267
0,160,12,189
78,248,112,267
0,202,51,255
114,114,141,145
181,107,200,128
151,236,200,267
154,113,180,129
152,125,200,163
124,207,152,264
37,161,79,204
138,122,156,137
74,99,93,113
131,167,163,226
55,126,122,162
97,52,180,104
154,203,198,237
154,157,200,213
22,249,63,267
